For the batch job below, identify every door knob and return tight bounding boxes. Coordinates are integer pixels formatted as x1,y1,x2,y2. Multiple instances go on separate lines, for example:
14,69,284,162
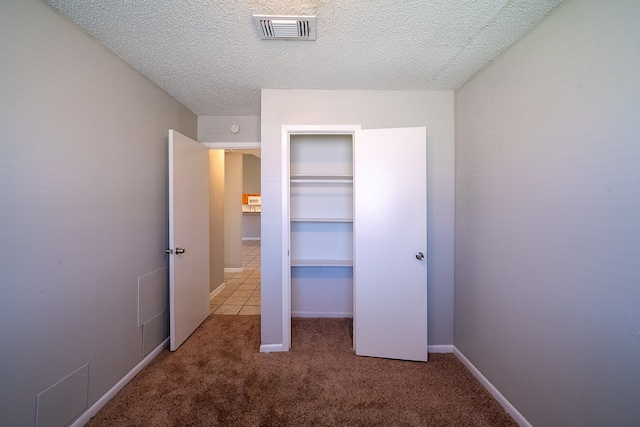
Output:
175,247,186,254
165,248,174,254
415,252,425,260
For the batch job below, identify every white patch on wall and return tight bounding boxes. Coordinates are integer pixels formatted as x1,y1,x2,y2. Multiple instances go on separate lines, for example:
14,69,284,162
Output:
36,364,89,427
138,267,168,327
138,268,169,356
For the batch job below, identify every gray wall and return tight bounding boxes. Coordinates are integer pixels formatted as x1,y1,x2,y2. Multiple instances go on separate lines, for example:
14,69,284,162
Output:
0,1,197,425
198,116,260,143
242,155,261,240
454,0,640,425
243,154,261,194
260,90,455,347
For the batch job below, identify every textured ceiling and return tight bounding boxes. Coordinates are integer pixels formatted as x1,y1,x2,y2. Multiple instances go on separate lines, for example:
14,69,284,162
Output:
43,0,563,116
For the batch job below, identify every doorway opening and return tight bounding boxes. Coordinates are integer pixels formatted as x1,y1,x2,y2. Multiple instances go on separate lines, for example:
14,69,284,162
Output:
282,125,360,352
280,125,429,362
203,142,261,316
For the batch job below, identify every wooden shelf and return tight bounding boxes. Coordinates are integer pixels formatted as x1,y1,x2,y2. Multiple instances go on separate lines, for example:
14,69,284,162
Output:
290,174,353,184
290,217,352,223
291,259,353,267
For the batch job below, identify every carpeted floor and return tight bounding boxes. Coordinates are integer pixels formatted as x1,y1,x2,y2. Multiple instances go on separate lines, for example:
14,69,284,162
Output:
86,315,517,426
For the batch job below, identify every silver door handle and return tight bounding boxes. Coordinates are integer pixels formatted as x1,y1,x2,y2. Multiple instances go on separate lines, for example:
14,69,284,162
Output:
175,247,186,254
165,248,173,254
416,252,425,260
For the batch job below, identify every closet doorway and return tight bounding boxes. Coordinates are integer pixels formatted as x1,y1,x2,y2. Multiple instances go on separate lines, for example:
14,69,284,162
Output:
282,125,429,362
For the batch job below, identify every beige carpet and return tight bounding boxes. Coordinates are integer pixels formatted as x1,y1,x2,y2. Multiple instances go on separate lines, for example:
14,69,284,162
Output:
87,315,516,426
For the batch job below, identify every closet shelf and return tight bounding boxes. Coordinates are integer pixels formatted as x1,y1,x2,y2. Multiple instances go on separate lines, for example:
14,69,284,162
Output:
290,217,353,223
291,259,353,267
290,173,353,184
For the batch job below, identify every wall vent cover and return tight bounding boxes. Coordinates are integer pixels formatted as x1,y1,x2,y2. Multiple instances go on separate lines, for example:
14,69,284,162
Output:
253,15,316,40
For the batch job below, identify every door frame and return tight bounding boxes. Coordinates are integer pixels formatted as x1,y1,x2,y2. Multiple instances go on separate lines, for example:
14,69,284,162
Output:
280,125,361,352
201,142,260,150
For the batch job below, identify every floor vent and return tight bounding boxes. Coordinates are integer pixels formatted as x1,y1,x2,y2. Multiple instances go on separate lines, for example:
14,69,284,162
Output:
253,15,316,40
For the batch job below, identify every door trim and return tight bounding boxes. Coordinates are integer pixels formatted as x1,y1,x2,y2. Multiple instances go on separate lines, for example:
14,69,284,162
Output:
201,142,260,149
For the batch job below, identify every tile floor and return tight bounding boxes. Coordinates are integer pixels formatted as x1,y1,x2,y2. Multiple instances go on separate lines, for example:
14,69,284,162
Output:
210,240,260,315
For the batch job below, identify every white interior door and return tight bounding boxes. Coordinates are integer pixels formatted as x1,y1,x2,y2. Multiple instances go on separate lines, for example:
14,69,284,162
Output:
168,129,210,351
354,127,428,361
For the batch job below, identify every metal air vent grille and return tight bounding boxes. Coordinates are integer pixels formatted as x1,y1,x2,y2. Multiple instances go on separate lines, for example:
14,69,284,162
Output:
253,15,317,41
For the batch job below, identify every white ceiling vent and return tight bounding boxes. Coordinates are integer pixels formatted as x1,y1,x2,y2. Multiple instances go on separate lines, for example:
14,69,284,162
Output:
253,15,316,41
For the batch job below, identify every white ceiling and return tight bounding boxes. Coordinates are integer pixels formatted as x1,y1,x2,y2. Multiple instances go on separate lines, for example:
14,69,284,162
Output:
43,0,563,116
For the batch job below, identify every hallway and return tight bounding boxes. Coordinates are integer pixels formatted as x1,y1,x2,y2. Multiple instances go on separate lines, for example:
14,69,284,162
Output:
210,240,261,315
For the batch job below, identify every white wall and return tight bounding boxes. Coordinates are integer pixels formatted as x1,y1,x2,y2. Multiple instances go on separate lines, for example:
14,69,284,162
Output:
209,150,225,292
224,152,243,268
260,90,455,347
454,0,640,425
0,1,197,425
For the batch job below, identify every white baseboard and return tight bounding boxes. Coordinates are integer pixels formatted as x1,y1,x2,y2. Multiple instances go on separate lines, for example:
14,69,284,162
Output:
70,338,169,427
224,267,243,273
291,311,353,318
428,344,453,353
210,283,225,300
260,343,284,353
453,347,531,427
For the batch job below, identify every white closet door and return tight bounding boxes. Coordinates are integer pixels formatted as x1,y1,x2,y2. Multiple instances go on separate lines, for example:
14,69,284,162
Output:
168,130,210,351
354,127,428,362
